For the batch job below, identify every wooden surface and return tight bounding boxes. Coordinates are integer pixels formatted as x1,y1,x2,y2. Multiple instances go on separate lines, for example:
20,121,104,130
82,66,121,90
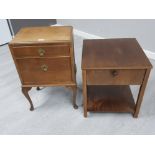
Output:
82,70,87,117
87,69,145,85
87,85,135,113
16,57,72,85
134,69,151,117
82,38,152,69
10,26,73,44
82,38,152,117
9,26,78,110
21,87,34,111
12,44,70,58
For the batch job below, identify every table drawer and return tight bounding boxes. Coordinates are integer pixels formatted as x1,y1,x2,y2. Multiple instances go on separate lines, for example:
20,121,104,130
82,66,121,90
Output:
12,45,70,58
16,57,72,84
87,69,145,85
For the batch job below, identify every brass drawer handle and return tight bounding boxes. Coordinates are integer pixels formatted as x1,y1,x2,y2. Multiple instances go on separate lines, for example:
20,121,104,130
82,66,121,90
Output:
111,70,118,77
38,48,45,56
41,64,48,72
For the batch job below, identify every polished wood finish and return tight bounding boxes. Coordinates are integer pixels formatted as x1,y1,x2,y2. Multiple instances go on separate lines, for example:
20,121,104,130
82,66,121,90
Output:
10,26,72,44
21,87,34,111
82,39,152,69
82,70,87,117
16,57,72,85
12,45,70,58
82,38,152,117
9,26,78,110
134,69,151,117
87,69,145,85
87,85,135,113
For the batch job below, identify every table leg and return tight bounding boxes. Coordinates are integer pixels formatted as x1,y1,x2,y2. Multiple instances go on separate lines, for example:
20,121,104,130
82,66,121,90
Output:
82,70,87,117
36,87,41,90
134,69,151,118
71,86,78,109
22,87,34,111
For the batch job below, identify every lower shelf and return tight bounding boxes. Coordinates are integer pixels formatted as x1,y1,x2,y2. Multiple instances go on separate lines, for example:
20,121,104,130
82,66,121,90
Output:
87,85,135,114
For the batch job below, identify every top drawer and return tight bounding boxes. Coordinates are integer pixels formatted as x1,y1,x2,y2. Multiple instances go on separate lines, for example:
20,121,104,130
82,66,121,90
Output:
12,45,70,58
87,69,145,85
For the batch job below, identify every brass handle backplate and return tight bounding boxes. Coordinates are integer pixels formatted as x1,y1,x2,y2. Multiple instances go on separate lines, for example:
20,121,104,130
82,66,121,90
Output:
38,48,45,56
41,64,48,72
111,70,118,77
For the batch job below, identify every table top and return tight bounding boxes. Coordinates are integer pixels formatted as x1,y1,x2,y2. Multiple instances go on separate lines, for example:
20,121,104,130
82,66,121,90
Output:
82,38,152,69
10,26,73,44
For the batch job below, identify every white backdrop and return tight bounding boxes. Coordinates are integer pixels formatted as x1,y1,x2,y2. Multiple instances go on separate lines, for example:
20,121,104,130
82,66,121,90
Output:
0,19,12,45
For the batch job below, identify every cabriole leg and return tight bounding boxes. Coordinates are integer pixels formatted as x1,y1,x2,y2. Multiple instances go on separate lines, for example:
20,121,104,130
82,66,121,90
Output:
22,87,34,111
71,86,78,109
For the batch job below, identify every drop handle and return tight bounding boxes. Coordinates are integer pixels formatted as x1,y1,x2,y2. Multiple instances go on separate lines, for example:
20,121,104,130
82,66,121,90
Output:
41,64,48,72
111,70,118,77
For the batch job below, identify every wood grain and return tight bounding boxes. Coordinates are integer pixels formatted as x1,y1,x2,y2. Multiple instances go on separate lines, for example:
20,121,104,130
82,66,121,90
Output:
82,70,88,117
134,69,151,117
82,38,152,117
10,26,73,44
82,38,152,69
87,85,135,113
12,44,70,58
16,57,72,85
87,69,145,85
21,87,34,111
9,26,78,110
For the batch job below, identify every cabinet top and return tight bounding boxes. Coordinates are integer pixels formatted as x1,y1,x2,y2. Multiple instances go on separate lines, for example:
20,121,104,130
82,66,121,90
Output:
82,38,152,69
10,26,73,44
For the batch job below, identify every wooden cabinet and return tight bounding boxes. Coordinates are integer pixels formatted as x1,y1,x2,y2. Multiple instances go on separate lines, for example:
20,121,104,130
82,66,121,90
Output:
9,26,78,110
82,38,152,118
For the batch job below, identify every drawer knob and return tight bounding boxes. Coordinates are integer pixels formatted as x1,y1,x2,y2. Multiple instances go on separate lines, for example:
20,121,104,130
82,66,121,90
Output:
111,70,118,77
41,64,48,72
38,48,45,56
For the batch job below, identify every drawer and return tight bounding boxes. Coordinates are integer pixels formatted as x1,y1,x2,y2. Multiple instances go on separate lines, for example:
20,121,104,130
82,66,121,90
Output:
87,69,145,85
16,57,72,85
12,45,70,58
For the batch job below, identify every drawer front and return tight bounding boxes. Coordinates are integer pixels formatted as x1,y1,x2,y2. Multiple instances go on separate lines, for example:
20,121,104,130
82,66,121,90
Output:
16,58,72,84
87,69,145,85
13,45,70,58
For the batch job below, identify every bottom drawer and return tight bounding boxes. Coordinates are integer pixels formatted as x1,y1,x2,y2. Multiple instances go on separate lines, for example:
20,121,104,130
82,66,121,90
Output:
16,58,72,85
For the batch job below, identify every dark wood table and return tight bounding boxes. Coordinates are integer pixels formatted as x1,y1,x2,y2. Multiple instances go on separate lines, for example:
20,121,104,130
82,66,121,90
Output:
82,38,152,118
